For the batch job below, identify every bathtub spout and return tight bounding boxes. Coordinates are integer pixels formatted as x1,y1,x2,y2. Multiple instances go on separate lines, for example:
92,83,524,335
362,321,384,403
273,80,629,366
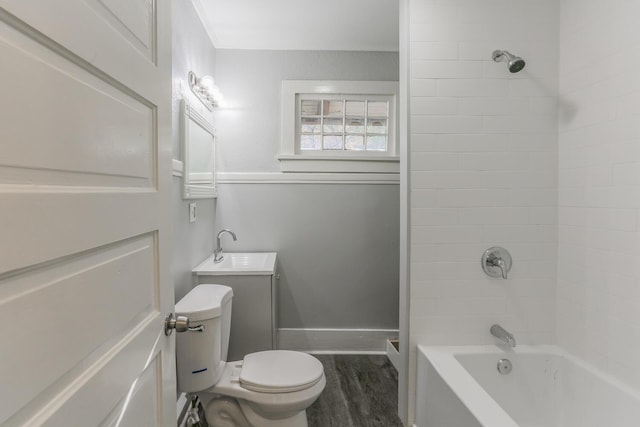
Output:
490,324,516,348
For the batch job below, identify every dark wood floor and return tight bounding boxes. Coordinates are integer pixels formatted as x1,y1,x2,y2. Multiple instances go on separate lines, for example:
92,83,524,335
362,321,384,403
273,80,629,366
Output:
307,355,404,427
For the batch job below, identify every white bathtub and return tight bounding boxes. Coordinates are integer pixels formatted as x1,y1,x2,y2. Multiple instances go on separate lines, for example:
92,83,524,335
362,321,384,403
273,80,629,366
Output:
415,345,640,427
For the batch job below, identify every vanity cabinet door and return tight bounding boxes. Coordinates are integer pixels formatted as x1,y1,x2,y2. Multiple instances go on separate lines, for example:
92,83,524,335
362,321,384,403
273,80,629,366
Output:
271,272,279,349
198,274,275,361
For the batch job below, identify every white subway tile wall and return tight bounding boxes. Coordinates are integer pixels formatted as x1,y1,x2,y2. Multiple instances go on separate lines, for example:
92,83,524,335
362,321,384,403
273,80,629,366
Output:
558,0,640,390
408,0,559,352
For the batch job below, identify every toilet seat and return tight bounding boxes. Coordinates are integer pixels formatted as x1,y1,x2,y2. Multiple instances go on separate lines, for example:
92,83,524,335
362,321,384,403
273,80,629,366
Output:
240,350,324,393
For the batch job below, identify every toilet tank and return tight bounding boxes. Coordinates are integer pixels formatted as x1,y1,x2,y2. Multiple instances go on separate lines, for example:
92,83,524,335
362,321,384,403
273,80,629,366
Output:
175,284,233,393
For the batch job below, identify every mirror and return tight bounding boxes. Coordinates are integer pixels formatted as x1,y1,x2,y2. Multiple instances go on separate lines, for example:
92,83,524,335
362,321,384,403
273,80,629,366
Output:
181,99,217,199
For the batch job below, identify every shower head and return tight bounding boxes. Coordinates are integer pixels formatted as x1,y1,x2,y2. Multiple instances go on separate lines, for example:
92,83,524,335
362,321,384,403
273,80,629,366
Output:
492,50,526,73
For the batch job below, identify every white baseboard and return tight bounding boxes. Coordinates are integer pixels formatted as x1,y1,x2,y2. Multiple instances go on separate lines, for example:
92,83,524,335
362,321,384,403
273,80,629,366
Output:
278,328,399,353
386,339,400,370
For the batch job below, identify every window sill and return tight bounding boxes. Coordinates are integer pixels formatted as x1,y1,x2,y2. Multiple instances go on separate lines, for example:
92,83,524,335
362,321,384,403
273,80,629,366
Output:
277,155,399,173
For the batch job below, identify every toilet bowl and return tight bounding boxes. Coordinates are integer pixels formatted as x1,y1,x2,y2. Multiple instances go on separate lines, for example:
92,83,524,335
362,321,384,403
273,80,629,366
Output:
201,351,326,426
175,284,325,427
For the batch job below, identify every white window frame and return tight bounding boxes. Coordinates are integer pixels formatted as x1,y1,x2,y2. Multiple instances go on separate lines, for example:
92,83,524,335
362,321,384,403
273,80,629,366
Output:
279,80,400,173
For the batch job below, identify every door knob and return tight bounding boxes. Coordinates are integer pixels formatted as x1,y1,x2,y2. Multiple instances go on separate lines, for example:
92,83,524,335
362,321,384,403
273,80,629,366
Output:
164,313,189,336
164,313,205,335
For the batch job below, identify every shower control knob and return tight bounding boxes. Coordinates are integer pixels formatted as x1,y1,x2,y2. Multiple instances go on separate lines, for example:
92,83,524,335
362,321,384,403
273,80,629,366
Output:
481,246,512,279
164,313,190,336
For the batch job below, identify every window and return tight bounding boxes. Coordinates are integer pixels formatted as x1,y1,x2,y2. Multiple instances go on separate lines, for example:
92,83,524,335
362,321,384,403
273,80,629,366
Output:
299,97,391,152
280,80,399,173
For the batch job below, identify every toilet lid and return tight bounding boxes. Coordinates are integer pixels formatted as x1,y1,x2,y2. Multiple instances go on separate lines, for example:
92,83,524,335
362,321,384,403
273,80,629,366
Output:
240,350,324,393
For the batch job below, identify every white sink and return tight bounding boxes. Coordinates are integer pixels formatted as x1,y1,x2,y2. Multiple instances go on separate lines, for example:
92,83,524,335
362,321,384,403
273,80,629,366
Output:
193,252,277,276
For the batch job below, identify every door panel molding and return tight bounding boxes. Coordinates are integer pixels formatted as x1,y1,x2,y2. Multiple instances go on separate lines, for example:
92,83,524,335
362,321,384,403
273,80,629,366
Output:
0,0,174,424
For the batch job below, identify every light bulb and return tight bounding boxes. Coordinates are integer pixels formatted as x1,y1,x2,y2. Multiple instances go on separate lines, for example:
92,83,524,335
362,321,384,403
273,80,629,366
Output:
199,75,215,91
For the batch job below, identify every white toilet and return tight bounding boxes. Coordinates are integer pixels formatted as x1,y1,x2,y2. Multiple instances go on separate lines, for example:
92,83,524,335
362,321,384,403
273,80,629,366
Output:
175,284,326,427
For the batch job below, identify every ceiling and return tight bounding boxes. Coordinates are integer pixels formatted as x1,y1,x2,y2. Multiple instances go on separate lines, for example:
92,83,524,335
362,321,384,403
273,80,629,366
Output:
191,0,399,52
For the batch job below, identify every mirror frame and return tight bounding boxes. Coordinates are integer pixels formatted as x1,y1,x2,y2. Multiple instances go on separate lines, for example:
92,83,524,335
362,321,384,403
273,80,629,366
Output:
180,99,217,199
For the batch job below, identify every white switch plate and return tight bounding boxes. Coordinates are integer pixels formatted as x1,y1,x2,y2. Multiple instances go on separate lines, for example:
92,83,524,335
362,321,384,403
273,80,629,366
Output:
189,202,196,223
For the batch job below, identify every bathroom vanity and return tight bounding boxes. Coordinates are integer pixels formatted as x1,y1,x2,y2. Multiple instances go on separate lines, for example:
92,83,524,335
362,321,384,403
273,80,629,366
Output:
192,252,278,361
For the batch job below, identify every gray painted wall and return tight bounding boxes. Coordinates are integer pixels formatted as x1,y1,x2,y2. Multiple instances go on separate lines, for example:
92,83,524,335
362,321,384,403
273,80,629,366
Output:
214,183,400,328
214,50,400,172
171,1,217,301
213,50,400,329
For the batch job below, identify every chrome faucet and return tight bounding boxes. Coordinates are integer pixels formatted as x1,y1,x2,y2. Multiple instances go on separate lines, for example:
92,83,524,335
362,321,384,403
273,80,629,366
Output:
214,229,237,263
490,324,516,348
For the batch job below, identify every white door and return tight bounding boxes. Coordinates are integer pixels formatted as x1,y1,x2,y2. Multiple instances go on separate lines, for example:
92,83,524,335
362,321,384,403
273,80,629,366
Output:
0,0,175,425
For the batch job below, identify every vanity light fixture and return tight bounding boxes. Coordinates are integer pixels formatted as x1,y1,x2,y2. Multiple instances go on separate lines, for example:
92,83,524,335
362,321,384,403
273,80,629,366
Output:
188,71,224,110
